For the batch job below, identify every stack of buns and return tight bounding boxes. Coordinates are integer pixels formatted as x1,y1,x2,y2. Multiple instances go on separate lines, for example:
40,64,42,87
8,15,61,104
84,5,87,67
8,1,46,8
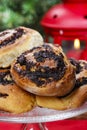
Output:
0,26,43,113
36,59,87,110
0,26,87,114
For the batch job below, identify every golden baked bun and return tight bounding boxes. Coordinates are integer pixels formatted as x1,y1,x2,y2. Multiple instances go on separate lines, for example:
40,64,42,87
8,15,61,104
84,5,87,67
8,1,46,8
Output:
36,59,87,110
11,43,75,96
0,68,35,114
0,26,43,68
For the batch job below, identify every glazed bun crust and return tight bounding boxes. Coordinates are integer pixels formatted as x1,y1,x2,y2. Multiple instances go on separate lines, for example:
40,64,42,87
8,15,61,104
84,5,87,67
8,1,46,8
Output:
0,69,35,114
11,43,76,96
36,84,87,110
0,26,43,68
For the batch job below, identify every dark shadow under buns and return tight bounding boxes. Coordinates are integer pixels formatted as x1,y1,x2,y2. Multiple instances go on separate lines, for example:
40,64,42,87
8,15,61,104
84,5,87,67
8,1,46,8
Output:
11,43,76,96
36,59,87,110
0,68,35,114
0,26,43,68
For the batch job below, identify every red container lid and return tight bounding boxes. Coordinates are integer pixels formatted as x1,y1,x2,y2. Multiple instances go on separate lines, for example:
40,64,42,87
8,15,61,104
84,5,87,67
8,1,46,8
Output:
41,1,87,29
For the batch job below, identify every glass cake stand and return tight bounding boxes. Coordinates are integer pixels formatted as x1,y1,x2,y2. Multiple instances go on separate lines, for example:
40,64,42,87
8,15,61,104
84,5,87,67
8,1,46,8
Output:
0,102,87,129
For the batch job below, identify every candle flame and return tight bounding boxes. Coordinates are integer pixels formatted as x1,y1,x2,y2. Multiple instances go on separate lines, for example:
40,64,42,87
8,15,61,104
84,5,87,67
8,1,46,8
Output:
74,39,80,49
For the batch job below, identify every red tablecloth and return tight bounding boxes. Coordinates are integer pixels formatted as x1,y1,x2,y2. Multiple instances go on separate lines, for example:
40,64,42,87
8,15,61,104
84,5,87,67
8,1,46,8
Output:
0,120,87,130
44,120,87,130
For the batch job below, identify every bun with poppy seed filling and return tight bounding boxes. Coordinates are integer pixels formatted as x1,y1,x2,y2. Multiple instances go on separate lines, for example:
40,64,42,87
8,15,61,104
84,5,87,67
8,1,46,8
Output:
69,58,87,92
0,26,43,68
36,59,87,110
0,68,35,114
11,43,76,96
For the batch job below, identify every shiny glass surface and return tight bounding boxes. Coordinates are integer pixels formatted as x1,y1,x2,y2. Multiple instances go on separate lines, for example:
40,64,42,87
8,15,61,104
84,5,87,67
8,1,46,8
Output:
0,102,87,123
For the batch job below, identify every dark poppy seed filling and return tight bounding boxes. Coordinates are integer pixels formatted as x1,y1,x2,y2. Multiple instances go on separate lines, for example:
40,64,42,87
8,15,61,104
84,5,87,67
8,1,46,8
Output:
34,50,64,63
75,77,87,88
0,70,14,85
0,93,8,98
42,44,54,51
0,31,9,37
14,45,66,86
69,58,87,74
0,27,25,48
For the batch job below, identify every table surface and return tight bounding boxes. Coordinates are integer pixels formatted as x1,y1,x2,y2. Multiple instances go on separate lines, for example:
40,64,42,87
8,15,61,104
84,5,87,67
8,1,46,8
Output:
0,120,87,130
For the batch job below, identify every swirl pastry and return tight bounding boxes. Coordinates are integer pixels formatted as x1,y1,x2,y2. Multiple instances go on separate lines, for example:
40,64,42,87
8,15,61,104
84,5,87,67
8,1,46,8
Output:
11,43,75,96
0,26,43,68
0,68,35,114
36,59,87,110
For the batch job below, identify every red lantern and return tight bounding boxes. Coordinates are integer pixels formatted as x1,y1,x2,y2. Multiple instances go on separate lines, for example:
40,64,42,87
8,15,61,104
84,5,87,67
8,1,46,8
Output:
40,0,87,60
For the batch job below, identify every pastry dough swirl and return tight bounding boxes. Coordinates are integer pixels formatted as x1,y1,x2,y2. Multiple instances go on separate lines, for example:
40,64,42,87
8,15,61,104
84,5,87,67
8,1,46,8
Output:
11,43,76,96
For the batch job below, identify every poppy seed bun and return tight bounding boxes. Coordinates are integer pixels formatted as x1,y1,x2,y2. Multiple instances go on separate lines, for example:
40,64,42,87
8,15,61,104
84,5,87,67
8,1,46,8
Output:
11,43,76,96
36,59,87,110
0,68,35,114
69,59,87,91
0,26,43,68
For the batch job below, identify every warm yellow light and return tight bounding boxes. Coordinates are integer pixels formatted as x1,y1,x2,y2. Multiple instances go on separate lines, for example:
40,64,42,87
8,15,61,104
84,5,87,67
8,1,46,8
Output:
74,39,80,49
